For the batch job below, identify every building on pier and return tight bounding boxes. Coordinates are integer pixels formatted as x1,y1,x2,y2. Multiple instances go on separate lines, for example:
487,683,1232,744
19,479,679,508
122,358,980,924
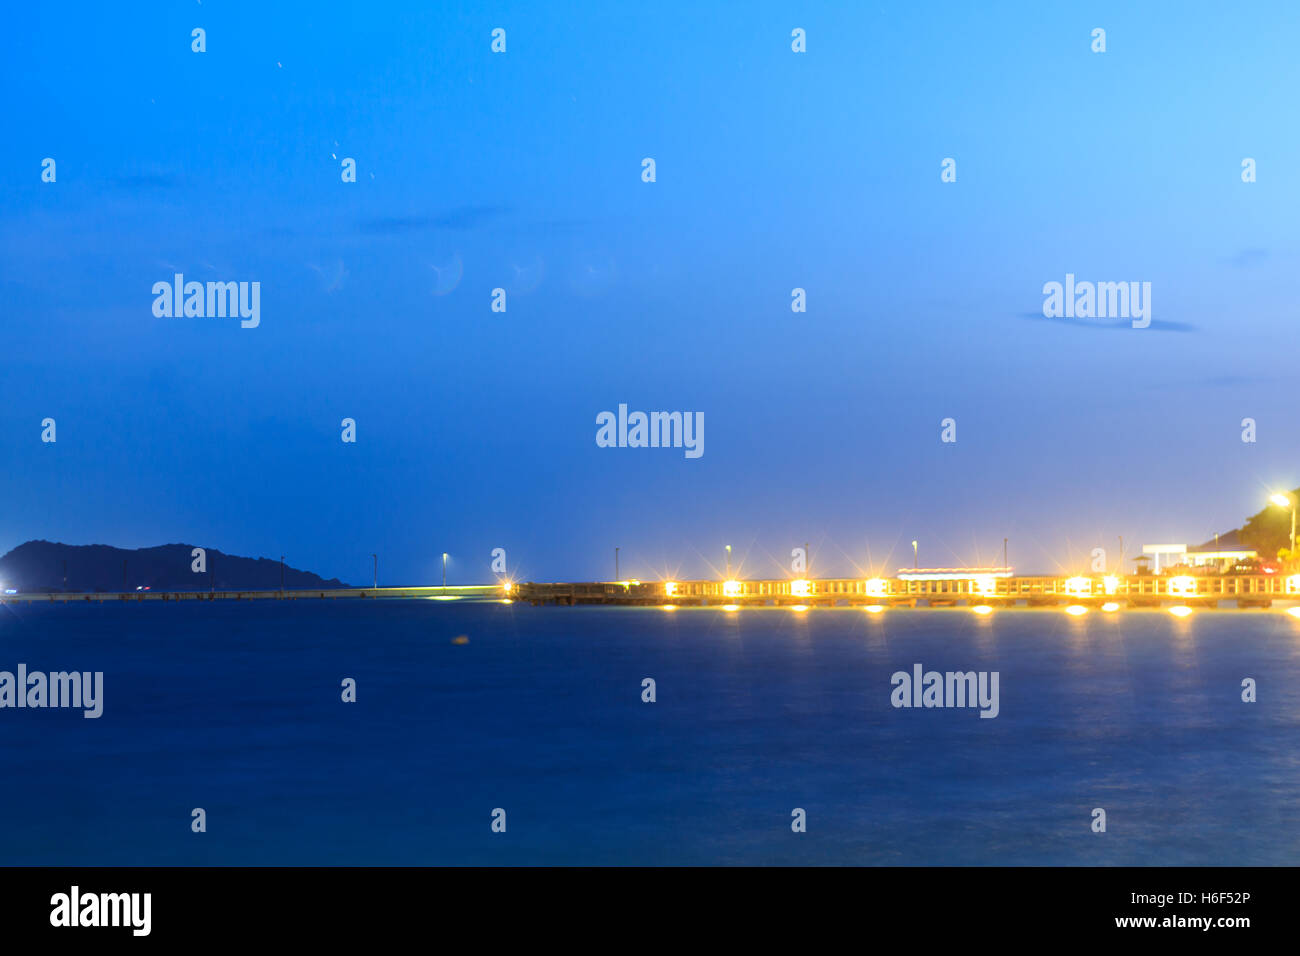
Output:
1142,532,1258,573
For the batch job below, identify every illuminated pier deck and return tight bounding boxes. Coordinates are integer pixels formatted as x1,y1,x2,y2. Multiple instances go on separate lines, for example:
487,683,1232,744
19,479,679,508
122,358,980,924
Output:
512,572,1300,609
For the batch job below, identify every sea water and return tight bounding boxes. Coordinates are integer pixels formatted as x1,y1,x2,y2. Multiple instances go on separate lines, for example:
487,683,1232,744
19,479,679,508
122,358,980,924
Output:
1,600,1297,865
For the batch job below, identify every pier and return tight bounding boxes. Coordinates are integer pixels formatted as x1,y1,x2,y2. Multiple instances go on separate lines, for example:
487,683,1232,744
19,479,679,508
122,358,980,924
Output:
4,574,1298,611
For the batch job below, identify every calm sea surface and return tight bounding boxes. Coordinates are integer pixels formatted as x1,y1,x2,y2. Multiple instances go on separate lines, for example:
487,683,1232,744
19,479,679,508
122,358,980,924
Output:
2,600,1298,865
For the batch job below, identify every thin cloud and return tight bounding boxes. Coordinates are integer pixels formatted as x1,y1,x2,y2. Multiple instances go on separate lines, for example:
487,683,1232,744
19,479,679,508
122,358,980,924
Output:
1223,248,1267,269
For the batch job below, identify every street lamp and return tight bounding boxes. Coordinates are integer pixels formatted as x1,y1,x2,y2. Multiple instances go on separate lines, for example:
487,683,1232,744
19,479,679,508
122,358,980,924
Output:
912,540,918,570
1270,493,1297,561
725,545,731,578
442,552,449,588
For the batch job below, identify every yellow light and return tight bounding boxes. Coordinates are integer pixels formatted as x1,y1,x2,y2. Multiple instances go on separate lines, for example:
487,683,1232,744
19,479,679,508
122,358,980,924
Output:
1287,607,1300,619
791,604,809,612
722,604,739,612
1065,605,1089,616
865,605,885,614
864,578,889,598
502,581,513,593
500,599,513,605
664,581,678,597
1102,602,1120,612
1271,493,1293,508
971,605,993,615
1103,576,1119,595
662,604,676,611
1286,575,1300,595
790,579,813,597
972,574,997,596
722,580,742,598
1064,576,1092,597
1169,605,1194,618
1167,575,1198,597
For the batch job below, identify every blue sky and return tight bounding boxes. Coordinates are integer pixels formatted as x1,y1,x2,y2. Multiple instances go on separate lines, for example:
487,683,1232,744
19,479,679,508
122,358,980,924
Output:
2,1,1297,585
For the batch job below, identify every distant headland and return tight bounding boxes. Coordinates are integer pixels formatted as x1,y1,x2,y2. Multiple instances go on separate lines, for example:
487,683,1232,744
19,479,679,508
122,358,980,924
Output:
0,541,350,592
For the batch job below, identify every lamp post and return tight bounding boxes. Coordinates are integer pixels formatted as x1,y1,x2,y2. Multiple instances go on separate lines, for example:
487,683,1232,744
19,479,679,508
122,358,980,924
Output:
725,545,731,578
615,547,620,581
1270,493,1297,563
372,553,378,590
1002,538,1008,569
912,540,918,570
442,552,449,588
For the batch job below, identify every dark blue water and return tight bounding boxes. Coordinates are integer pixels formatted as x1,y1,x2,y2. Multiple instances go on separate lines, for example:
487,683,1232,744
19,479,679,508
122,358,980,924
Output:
2,600,1298,865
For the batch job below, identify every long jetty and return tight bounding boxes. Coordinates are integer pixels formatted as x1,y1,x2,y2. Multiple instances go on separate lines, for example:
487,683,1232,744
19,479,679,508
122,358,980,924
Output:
4,574,1298,610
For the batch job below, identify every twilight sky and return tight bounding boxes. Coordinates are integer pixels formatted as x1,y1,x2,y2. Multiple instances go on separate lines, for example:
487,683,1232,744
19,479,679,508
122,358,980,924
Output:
2,1,1297,585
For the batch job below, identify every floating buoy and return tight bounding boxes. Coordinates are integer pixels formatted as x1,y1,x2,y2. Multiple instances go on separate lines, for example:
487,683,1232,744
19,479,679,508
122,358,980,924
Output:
451,635,469,645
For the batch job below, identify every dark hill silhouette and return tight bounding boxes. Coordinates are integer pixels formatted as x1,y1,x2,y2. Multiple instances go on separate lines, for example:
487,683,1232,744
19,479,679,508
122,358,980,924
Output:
1237,486,1300,561
0,541,350,592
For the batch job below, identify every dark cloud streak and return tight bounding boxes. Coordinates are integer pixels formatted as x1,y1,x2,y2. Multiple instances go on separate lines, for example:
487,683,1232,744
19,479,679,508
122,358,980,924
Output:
1016,312,1198,333
358,205,511,235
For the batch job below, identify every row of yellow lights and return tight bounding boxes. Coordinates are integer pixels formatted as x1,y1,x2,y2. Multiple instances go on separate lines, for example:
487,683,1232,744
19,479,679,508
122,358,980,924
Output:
1065,575,1227,598
666,575,1300,598
509,576,1300,617
665,578,901,599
